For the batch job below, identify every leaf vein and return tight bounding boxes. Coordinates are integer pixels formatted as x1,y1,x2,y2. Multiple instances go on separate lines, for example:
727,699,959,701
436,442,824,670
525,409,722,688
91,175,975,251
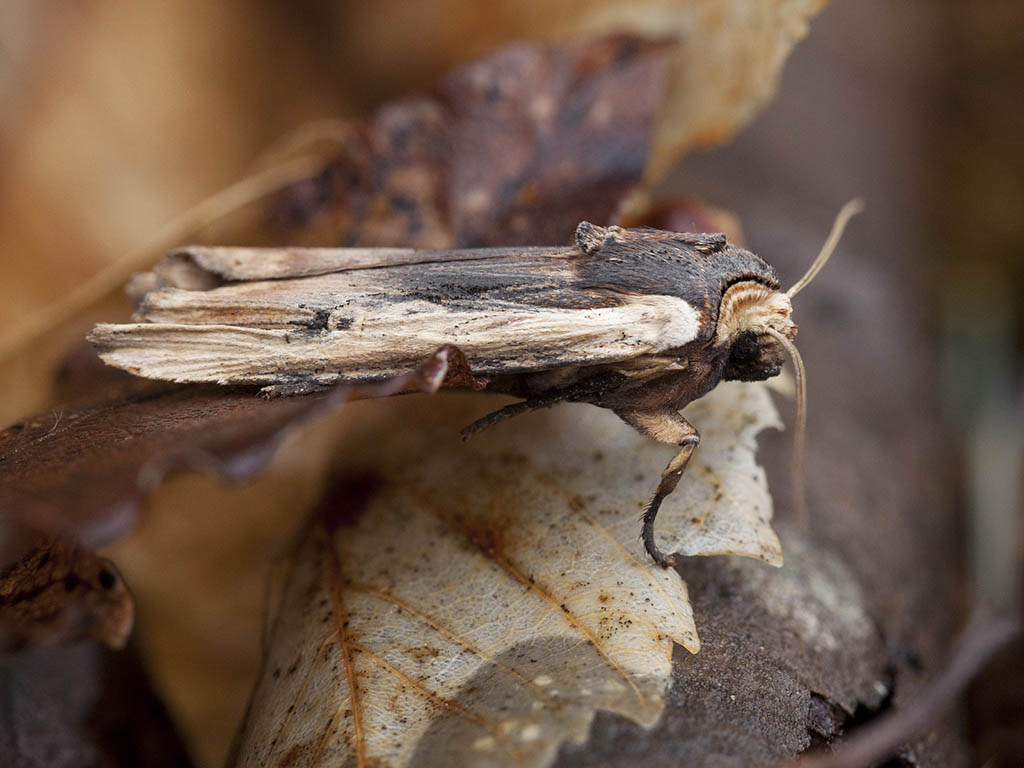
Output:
324,529,367,767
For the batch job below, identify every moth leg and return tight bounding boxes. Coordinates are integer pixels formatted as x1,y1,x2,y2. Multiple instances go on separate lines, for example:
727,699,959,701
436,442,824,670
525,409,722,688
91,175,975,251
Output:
461,396,561,439
462,372,629,438
616,409,700,568
258,381,330,398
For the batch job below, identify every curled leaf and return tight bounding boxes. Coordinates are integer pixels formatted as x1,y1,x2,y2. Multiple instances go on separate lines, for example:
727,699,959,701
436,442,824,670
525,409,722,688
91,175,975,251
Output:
0,345,474,553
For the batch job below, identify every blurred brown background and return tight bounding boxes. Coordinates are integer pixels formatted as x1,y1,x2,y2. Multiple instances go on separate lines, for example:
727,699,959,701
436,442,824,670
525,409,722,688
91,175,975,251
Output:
1,0,1020,766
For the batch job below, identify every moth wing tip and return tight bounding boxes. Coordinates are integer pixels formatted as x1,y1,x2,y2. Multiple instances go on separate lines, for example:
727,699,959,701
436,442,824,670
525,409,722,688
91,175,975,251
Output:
85,323,113,345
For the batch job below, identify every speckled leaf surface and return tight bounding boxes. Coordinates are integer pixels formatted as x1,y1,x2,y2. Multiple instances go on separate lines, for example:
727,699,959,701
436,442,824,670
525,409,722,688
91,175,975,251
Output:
232,382,782,768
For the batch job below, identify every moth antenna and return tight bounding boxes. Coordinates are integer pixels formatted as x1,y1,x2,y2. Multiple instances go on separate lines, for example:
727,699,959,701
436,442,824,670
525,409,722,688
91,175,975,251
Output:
766,327,807,528
786,198,865,298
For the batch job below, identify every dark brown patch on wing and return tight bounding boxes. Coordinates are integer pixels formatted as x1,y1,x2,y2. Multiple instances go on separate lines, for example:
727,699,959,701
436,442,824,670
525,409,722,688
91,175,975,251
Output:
390,219,781,318
392,252,622,311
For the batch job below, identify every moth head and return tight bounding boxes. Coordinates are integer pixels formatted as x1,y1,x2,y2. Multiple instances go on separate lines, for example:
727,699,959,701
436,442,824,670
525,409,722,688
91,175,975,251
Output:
717,199,864,525
717,283,795,382
717,199,864,383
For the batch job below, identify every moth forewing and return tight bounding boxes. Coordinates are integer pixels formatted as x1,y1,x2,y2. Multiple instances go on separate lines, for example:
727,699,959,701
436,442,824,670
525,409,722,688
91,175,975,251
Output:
91,211,859,566
164,244,573,283
92,292,700,386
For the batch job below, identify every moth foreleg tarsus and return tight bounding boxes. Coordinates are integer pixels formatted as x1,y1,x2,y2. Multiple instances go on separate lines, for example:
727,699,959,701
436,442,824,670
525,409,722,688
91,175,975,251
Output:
616,409,700,568
641,493,677,568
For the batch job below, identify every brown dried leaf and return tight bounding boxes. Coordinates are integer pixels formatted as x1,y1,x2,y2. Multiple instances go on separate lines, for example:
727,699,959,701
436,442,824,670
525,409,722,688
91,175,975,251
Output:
320,0,828,183
201,35,673,250
0,346,472,556
231,382,781,767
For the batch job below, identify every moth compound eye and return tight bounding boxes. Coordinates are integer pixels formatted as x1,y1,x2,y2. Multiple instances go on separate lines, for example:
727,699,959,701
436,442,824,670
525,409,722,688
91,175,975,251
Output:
729,331,760,364
722,329,783,383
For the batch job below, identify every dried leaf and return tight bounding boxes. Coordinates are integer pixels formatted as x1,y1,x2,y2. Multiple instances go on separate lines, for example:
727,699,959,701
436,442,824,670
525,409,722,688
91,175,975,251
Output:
232,381,781,767
0,346,472,554
202,35,673,250
319,0,828,183
638,0,830,181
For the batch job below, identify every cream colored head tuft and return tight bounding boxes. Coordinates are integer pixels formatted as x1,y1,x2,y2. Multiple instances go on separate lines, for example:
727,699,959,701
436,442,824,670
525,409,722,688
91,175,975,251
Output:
715,281,795,346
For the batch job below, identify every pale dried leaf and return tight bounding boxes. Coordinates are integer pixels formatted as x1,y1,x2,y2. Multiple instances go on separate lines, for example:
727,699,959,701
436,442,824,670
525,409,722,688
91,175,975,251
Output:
539,0,830,182
665,381,785,562
233,381,781,767
638,0,830,181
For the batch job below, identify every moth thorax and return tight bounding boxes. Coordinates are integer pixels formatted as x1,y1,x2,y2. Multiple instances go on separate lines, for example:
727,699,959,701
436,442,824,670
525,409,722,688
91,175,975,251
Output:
715,281,795,345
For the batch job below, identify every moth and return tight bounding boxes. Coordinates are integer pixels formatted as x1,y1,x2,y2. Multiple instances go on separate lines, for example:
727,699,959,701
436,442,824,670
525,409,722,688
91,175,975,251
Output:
89,201,862,568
